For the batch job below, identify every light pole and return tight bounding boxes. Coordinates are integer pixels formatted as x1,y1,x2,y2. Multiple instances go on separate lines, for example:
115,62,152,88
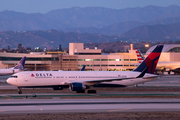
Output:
145,44,149,52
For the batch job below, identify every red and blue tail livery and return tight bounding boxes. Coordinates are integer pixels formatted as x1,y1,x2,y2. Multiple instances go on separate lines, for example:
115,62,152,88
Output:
133,45,163,74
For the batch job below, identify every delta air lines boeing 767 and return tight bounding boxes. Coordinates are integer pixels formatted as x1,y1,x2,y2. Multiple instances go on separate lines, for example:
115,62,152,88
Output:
7,45,163,94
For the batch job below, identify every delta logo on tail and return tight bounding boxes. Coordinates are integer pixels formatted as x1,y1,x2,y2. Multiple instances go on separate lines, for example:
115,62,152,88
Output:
134,45,163,74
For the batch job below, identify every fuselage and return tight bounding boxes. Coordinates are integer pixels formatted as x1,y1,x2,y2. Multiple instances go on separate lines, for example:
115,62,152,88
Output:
157,61,180,70
7,71,158,88
0,69,20,76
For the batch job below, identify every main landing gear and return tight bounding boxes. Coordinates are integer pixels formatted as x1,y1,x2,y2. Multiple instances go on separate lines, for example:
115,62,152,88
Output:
76,89,85,93
87,90,96,94
18,87,22,94
76,89,97,94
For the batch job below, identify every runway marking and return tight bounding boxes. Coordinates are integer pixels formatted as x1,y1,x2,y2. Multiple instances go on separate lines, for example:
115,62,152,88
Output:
108,108,131,112
24,106,37,107
1,93,180,99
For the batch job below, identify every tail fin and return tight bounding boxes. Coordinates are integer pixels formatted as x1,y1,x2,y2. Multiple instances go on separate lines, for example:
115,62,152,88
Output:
14,56,26,70
133,45,163,74
135,48,145,63
80,65,86,71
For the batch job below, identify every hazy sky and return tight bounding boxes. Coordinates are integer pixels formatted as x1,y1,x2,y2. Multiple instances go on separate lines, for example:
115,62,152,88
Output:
1,0,180,13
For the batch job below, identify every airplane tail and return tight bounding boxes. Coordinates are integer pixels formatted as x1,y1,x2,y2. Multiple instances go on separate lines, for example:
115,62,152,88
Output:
135,48,145,63
13,56,26,70
133,45,163,74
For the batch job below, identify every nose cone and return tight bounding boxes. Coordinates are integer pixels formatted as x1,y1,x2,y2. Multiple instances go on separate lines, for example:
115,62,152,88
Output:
6,78,11,84
7,78,15,85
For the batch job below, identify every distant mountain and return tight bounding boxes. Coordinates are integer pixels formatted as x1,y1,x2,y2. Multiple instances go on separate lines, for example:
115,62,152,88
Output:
2,21,180,50
0,5,180,32
148,16,180,25
0,10,63,31
1,28,180,50
45,5,180,28
0,30,126,49
60,16,180,36
122,22,180,41
0,5,180,48
60,21,145,35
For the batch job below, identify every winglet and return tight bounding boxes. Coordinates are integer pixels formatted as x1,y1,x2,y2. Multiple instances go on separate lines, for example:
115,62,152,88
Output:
136,67,149,78
80,65,86,71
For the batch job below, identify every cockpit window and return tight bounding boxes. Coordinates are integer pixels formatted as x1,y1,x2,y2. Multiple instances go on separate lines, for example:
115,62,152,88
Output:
10,76,18,78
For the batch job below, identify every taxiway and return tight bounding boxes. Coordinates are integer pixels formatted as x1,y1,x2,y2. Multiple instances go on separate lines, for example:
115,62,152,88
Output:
0,98,180,114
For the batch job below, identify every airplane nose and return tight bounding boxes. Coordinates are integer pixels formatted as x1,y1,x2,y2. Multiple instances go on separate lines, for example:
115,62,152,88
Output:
6,78,11,84
7,77,17,86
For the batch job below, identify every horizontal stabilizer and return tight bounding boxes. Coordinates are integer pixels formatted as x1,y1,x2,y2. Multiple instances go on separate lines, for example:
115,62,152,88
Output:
136,67,148,78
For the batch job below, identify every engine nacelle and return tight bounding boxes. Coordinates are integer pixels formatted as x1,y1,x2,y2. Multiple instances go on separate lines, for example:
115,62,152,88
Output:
69,83,88,91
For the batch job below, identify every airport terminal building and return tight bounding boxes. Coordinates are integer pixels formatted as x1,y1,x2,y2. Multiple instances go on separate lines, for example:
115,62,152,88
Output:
147,44,180,62
0,43,180,72
0,51,78,71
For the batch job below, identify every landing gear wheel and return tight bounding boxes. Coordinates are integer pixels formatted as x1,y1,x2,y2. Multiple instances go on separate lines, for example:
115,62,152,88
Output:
87,90,96,94
76,89,85,93
17,87,22,94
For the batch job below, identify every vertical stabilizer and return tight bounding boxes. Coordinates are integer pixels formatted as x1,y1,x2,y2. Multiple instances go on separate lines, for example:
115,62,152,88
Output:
133,45,163,74
135,48,145,63
14,57,26,70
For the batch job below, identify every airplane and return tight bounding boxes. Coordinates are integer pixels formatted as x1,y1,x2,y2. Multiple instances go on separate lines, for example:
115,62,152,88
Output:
0,56,26,76
135,48,180,73
6,45,163,94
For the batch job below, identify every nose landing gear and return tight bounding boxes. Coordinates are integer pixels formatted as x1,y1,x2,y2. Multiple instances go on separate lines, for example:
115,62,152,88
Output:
17,87,22,94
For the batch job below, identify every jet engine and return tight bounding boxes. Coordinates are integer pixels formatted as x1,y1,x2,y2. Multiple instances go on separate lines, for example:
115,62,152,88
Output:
69,83,88,91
